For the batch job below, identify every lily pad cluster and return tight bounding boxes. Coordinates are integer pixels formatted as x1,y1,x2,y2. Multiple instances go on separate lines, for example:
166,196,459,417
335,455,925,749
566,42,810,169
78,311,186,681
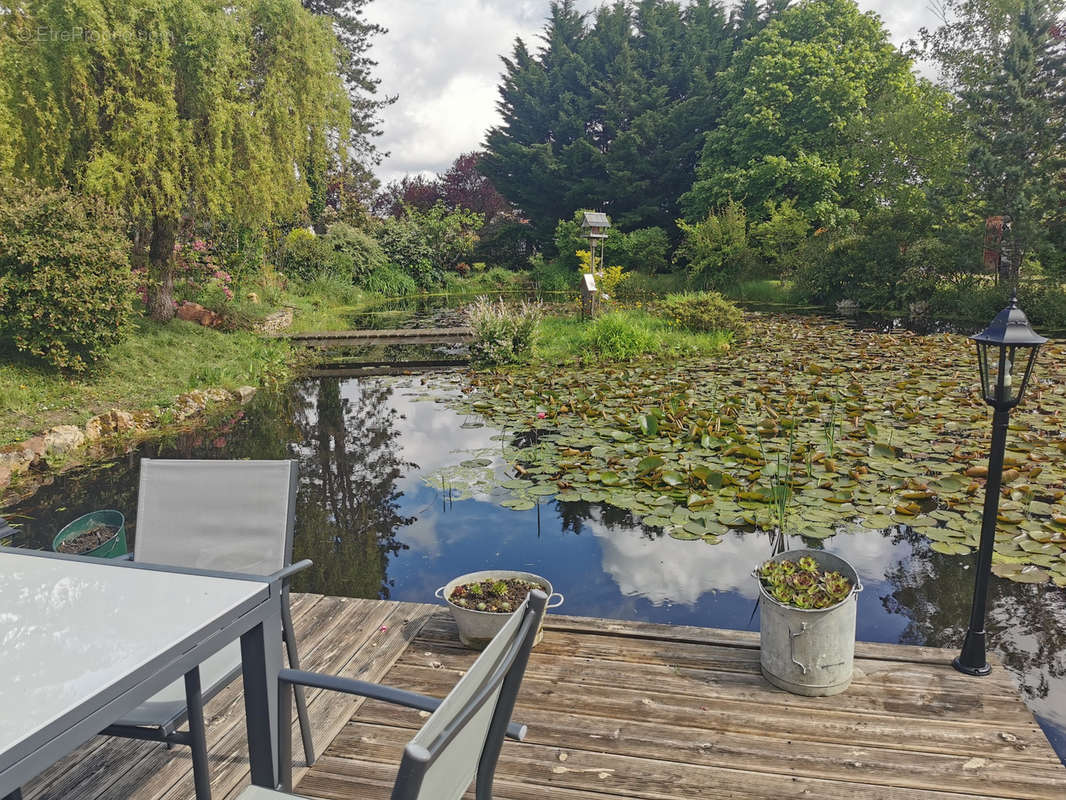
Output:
433,314,1066,586
759,556,853,609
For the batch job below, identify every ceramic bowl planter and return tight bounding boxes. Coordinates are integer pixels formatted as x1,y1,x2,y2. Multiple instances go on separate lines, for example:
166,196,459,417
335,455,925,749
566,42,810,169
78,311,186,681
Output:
436,570,564,649
755,548,862,697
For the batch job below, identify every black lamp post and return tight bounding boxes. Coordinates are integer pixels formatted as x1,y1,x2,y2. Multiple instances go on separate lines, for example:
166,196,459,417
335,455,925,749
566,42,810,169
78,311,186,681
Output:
953,293,1046,676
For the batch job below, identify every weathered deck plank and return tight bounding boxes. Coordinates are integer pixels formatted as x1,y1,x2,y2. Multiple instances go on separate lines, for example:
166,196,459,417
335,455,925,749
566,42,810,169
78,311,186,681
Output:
301,607,1066,800
24,598,1065,799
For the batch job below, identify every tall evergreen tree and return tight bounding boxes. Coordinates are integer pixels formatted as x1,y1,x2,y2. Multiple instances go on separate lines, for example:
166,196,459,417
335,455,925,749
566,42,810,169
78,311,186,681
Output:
481,0,788,247
481,1,595,244
301,0,393,167
960,1,1066,274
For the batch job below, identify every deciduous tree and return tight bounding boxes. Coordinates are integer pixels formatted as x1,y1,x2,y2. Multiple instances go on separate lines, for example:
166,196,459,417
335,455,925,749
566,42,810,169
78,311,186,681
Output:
0,0,352,319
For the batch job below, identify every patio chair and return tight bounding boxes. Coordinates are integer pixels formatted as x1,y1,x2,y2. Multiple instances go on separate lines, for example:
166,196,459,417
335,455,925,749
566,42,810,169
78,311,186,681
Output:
102,460,315,776
234,590,548,800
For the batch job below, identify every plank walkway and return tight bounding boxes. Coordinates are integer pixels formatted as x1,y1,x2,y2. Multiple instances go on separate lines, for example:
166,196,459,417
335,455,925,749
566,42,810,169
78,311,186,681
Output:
277,327,474,348
26,596,1066,800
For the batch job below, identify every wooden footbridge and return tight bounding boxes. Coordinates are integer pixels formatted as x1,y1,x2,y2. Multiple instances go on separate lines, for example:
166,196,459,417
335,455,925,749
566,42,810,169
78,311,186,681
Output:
29,595,1066,800
276,327,473,348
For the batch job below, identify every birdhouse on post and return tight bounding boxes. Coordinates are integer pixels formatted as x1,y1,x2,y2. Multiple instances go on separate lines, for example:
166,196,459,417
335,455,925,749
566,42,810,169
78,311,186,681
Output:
581,211,611,273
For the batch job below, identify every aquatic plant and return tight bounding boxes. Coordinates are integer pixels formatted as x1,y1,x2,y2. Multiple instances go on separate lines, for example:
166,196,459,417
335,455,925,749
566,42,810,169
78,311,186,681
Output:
759,558,853,609
467,297,541,365
436,316,1066,585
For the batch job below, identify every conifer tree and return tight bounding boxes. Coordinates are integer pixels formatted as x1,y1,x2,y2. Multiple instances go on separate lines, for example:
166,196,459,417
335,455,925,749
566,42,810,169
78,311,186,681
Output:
961,1,1066,275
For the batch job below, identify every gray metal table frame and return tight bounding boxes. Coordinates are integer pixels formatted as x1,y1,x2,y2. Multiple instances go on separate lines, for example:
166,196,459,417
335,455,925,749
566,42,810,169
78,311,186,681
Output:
0,547,283,798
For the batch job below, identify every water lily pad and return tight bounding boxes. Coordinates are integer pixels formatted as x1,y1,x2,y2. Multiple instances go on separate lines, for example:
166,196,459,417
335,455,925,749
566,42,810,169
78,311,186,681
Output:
500,479,533,490
500,498,536,511
931,541,971,555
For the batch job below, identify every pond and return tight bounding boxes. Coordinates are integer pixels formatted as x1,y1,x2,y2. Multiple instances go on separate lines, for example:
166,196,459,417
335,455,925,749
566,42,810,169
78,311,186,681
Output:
3,311,1066,761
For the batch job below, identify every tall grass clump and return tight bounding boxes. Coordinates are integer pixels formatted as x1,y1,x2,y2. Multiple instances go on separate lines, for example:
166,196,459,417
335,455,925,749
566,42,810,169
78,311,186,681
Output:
585,311,657,359
361,263,418,297
301,271,365,305
468,297,542,365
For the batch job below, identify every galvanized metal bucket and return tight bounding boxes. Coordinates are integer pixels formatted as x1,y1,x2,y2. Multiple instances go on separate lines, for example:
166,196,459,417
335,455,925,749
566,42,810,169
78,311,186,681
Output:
435,570,564,650
755,548,862,697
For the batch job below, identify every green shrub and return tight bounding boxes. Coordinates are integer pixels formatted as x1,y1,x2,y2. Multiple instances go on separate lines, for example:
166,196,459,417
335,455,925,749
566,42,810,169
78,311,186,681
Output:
468,297,541,365
584,312,657,359
322,223,386,282
531,255,576,292
375,202,483,289
551,213,587,269
604,226,670,273
472,218,534,270
213,225,271,287
927,279,1066,330
675,201,757,289
657,291,748,335
279,229,331,281
483,266,514,287
361,263,418,296
792,228,904,308
0,181,136,371
751,200,809,277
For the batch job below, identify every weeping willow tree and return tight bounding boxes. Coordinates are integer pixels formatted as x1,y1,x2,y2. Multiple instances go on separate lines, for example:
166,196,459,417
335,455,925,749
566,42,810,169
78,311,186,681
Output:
0,0,351,319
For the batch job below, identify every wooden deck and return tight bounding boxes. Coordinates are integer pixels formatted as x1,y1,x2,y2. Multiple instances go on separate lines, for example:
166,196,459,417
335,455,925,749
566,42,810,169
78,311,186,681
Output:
27,595,1066,800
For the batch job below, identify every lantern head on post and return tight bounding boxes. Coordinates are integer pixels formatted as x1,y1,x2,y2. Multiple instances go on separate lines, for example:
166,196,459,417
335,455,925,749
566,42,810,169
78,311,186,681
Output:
972,293,1047,410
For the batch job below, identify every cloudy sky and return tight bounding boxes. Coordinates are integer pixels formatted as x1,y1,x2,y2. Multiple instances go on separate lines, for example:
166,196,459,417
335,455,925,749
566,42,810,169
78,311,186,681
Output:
363,1,941,184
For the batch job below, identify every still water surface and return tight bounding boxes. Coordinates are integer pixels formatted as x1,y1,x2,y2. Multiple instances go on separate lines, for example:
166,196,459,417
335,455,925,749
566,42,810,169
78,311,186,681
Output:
5,371,1066,761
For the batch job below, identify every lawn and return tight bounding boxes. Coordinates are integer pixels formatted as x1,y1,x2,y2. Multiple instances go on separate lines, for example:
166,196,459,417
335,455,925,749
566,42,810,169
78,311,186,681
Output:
0,319,293,447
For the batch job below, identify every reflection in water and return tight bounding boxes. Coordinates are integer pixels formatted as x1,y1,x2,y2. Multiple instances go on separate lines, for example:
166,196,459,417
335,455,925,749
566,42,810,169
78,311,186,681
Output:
3,373,1065,759
290,378,413,598
579,506,770,605
882,527,1066,752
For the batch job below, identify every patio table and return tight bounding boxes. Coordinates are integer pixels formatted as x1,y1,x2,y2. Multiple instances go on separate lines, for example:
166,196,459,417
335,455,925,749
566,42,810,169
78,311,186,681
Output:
0,548,283,799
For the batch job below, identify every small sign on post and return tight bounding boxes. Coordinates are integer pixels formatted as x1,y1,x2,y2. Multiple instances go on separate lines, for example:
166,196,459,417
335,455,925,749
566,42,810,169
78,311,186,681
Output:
581,273,598,319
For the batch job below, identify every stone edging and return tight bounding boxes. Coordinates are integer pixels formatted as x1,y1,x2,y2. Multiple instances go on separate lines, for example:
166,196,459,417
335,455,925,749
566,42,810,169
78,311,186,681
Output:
0,385,258,493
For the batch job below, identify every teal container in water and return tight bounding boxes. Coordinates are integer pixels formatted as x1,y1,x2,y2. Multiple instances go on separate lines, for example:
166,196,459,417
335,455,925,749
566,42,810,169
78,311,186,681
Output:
52,510,128,558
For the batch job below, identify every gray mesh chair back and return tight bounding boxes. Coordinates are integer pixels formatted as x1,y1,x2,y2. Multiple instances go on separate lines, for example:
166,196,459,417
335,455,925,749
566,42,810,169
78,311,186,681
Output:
392,590,547,800
110,458,315,770
134,459,297,574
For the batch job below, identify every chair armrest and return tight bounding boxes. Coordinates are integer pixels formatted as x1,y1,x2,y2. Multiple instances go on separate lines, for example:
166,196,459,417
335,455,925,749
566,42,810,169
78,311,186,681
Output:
279,668,527,741
269,559,313,585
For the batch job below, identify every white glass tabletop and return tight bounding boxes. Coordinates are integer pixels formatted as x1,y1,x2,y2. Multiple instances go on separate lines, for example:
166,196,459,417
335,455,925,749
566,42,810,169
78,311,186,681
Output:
0,552,267,760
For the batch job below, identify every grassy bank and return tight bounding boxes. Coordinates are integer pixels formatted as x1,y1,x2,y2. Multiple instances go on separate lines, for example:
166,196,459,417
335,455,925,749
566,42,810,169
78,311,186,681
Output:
0,320,294,447
535,309,734,364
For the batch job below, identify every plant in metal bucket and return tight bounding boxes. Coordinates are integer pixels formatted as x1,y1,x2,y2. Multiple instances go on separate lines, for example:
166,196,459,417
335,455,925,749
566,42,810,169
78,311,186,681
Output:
759,557,853,610
449,577,546,613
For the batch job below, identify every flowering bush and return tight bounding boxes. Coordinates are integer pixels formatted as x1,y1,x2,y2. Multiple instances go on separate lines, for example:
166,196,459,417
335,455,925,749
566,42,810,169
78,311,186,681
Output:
467,297,541,365
173,238,236,307
576,250,628,299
